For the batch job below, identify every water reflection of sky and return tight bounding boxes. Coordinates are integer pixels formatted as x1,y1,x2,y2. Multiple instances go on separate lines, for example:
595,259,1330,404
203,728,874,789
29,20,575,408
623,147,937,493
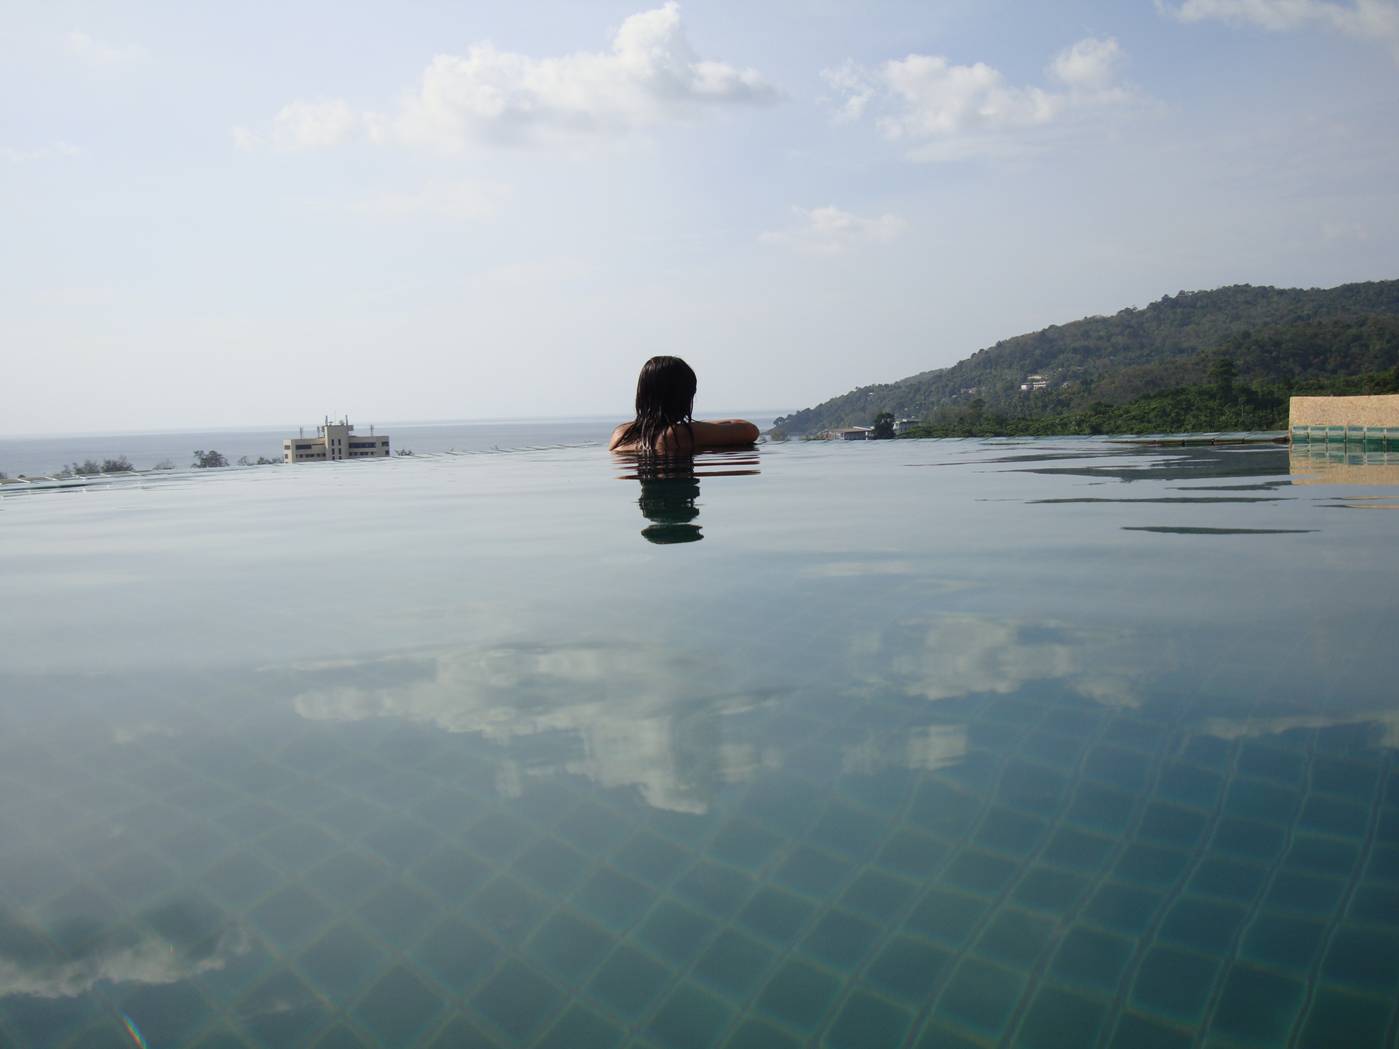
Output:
3,439,1399,1046
0,898,240,1000
281,643,777,814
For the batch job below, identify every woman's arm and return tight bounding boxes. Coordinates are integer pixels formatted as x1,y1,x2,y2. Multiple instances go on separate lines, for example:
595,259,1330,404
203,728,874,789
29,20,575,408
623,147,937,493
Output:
688,419,760,446
611,419,760,452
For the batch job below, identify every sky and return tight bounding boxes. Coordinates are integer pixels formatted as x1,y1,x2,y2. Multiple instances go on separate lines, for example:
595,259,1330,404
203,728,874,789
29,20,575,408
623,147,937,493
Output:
3,0,1398,435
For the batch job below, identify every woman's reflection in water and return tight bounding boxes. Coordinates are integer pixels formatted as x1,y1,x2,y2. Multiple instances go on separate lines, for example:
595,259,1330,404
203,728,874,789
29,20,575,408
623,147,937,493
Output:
639,467,704,544
618,452,761,545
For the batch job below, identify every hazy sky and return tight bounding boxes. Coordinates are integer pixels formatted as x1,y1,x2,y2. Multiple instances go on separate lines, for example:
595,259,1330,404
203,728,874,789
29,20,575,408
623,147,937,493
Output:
4,1,1398,434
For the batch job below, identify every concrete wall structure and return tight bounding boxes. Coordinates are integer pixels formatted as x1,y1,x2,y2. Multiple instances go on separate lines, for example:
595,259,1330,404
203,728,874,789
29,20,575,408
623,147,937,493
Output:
1290,394,1399,429
1290,395,1399,450
284,419,390,463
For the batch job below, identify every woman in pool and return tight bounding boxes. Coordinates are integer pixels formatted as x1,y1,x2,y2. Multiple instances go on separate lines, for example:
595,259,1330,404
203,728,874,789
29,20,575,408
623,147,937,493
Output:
609,356,760,453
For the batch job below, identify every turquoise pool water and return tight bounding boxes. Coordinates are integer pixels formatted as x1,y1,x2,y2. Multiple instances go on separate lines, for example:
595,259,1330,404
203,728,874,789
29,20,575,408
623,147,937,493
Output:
1,438,1396,1048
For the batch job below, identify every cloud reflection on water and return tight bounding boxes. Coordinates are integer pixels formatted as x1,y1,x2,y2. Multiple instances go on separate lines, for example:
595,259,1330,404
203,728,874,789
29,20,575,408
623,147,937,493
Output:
280,614,1138,816
0,901,240,1001
857,609,1399,752
1204,712,1399,749
277,593,1399,824
842,724,968,774
274,614,1183,823
286,642,777,813
854,612,1140,709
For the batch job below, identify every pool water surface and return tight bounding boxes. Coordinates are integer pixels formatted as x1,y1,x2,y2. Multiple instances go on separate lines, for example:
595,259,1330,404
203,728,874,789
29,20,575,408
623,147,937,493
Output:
1,438,1396,1048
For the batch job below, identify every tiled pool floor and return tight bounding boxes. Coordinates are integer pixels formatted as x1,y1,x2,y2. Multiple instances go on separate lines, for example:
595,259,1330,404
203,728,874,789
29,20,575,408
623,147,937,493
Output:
1,440,1396,1047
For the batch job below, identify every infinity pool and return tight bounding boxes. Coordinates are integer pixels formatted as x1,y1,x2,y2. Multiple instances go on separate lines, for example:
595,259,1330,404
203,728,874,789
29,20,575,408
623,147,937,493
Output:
1,439,1396,1048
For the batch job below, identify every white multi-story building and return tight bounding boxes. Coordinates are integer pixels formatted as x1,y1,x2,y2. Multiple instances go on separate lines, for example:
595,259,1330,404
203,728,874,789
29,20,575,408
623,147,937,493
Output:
283,418,390,464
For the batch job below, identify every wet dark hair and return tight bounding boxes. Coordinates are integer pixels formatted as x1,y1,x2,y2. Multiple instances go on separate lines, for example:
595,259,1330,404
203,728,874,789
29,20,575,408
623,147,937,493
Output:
617,356,696,454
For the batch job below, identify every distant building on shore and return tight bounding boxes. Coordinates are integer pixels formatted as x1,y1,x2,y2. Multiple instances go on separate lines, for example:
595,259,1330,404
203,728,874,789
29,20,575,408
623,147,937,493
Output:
828,426,875,441
283,417,390,464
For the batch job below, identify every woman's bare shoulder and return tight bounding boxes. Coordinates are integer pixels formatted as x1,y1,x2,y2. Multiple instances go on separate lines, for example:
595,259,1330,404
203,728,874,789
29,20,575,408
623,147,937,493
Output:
612,420,758,453
690,419,760,446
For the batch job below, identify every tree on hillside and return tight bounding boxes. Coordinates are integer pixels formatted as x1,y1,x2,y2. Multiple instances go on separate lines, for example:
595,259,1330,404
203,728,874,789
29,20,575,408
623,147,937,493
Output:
1209,356,1238,397
193,450,228,468
872,412,896,439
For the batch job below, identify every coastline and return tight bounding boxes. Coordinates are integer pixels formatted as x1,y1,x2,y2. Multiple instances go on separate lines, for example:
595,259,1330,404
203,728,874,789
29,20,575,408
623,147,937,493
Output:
0,413,783,478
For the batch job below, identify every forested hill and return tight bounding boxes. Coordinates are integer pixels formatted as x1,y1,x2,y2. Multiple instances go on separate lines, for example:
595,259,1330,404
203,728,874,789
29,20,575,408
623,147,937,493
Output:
772,280,1399,435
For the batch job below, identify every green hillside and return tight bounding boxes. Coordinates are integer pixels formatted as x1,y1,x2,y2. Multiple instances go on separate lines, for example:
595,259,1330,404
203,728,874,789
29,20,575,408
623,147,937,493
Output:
772,280,1399,436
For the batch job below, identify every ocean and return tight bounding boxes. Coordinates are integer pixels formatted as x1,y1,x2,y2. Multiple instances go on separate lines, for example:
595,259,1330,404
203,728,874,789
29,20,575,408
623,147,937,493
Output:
0,413,782,478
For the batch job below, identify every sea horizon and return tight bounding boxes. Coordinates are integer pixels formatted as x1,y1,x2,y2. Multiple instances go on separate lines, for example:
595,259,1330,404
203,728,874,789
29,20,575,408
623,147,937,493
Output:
0,409,792,441
0,411,786,477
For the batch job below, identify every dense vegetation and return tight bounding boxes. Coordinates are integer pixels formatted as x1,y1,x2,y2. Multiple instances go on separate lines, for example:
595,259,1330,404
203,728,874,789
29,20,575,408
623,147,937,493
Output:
903,360,1399,437
42,457,137,478
55,457,134,477
773,280,1399,436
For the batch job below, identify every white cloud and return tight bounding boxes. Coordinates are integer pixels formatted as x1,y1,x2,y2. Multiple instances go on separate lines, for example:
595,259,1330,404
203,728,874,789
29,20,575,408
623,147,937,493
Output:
760,205,907,255
351,181,511,222
274,98,360,148
234,98,361,151
824,37,1133,162
1160,0,1399,54
64,30,148,68
877,56,1058,139
3,141,81,164
236,3,778,151
818,61,877,123
1049,37,1126,90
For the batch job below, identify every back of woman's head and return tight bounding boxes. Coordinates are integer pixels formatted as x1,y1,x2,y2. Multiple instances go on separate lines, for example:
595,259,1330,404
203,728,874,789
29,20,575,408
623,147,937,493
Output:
635,356,696,420
623,356,696,452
